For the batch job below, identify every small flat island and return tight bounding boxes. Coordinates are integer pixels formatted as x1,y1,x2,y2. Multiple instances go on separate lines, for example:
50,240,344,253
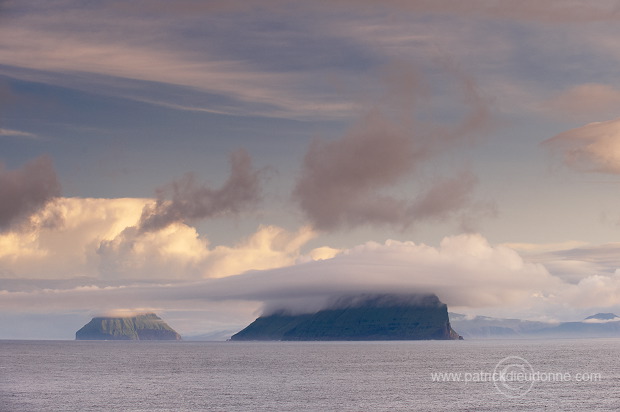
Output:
231,293,462,341
76,313,181,340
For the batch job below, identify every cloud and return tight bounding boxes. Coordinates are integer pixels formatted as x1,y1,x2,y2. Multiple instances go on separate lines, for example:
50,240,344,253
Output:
98,223,317,280
518,241,620,284
0,149,266,278
8,0,606,123
293,110,418,230
200,234,559,313
3,0,615,127
96,224,209,280
542,118,620,174
0,197,316,280
293,63,490,231
0,156,61,231
544,83,620,119
0,234,561,317
0,128,37,139
201,225,317,278
561,270,620,308
7,233,620,327
0,197,148,278
0,1,357,120
503,240,590,254
138,149,263,232
407,172,478,222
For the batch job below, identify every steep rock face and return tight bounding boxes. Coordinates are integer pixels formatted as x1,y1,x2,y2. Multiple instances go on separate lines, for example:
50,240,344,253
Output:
231,294,462,341
75,313,181,340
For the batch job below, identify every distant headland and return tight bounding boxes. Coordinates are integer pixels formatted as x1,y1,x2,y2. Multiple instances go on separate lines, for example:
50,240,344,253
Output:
450,312,620,339
75,313,181,340
231,293,462,341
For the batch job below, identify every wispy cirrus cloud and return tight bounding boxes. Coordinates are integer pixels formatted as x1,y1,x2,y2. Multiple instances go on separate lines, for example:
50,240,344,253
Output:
0,1,358,120
3,0,619,124
0,128,38,139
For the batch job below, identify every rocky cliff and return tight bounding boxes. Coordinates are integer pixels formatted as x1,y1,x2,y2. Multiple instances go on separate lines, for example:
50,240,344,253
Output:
75,313,181,340
231,294,462,341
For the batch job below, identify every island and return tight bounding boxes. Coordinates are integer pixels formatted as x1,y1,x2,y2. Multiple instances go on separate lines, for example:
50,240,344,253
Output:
75,313,181,340
230,293,462,341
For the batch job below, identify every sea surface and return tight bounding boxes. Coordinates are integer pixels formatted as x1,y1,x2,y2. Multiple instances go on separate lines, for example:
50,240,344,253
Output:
1,339,618,411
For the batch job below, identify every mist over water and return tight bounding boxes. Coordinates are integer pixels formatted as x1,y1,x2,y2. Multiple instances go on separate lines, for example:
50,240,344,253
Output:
1,339,618,411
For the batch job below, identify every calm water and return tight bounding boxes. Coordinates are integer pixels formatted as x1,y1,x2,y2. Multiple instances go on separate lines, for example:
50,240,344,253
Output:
1,339,618,411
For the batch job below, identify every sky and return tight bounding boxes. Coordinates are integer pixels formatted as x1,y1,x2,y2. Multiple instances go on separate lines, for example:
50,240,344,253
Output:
3,0,620,339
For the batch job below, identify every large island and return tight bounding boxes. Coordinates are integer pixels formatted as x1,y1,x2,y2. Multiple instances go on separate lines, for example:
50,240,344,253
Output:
231,294,462,341
76,313,181,340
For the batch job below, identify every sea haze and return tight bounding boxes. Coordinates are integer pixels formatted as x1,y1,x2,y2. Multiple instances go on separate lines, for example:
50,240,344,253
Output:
1,339,618,411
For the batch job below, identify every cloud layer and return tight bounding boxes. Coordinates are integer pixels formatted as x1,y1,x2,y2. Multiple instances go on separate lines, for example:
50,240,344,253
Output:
5,233,620,324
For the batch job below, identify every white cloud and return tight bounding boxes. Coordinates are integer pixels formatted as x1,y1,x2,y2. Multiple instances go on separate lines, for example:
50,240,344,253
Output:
0,233,561,314
0,197,318,280
203,225,317,278
0,197,146,278
96,224,210,280
561,270,620,308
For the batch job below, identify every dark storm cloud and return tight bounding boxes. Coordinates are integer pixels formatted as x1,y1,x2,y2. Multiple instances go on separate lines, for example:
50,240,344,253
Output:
0,155,61,231
293,64,490,231
138,149,262,232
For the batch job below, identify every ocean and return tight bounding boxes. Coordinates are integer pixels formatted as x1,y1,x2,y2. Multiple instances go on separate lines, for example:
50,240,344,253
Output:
1,339,618,411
